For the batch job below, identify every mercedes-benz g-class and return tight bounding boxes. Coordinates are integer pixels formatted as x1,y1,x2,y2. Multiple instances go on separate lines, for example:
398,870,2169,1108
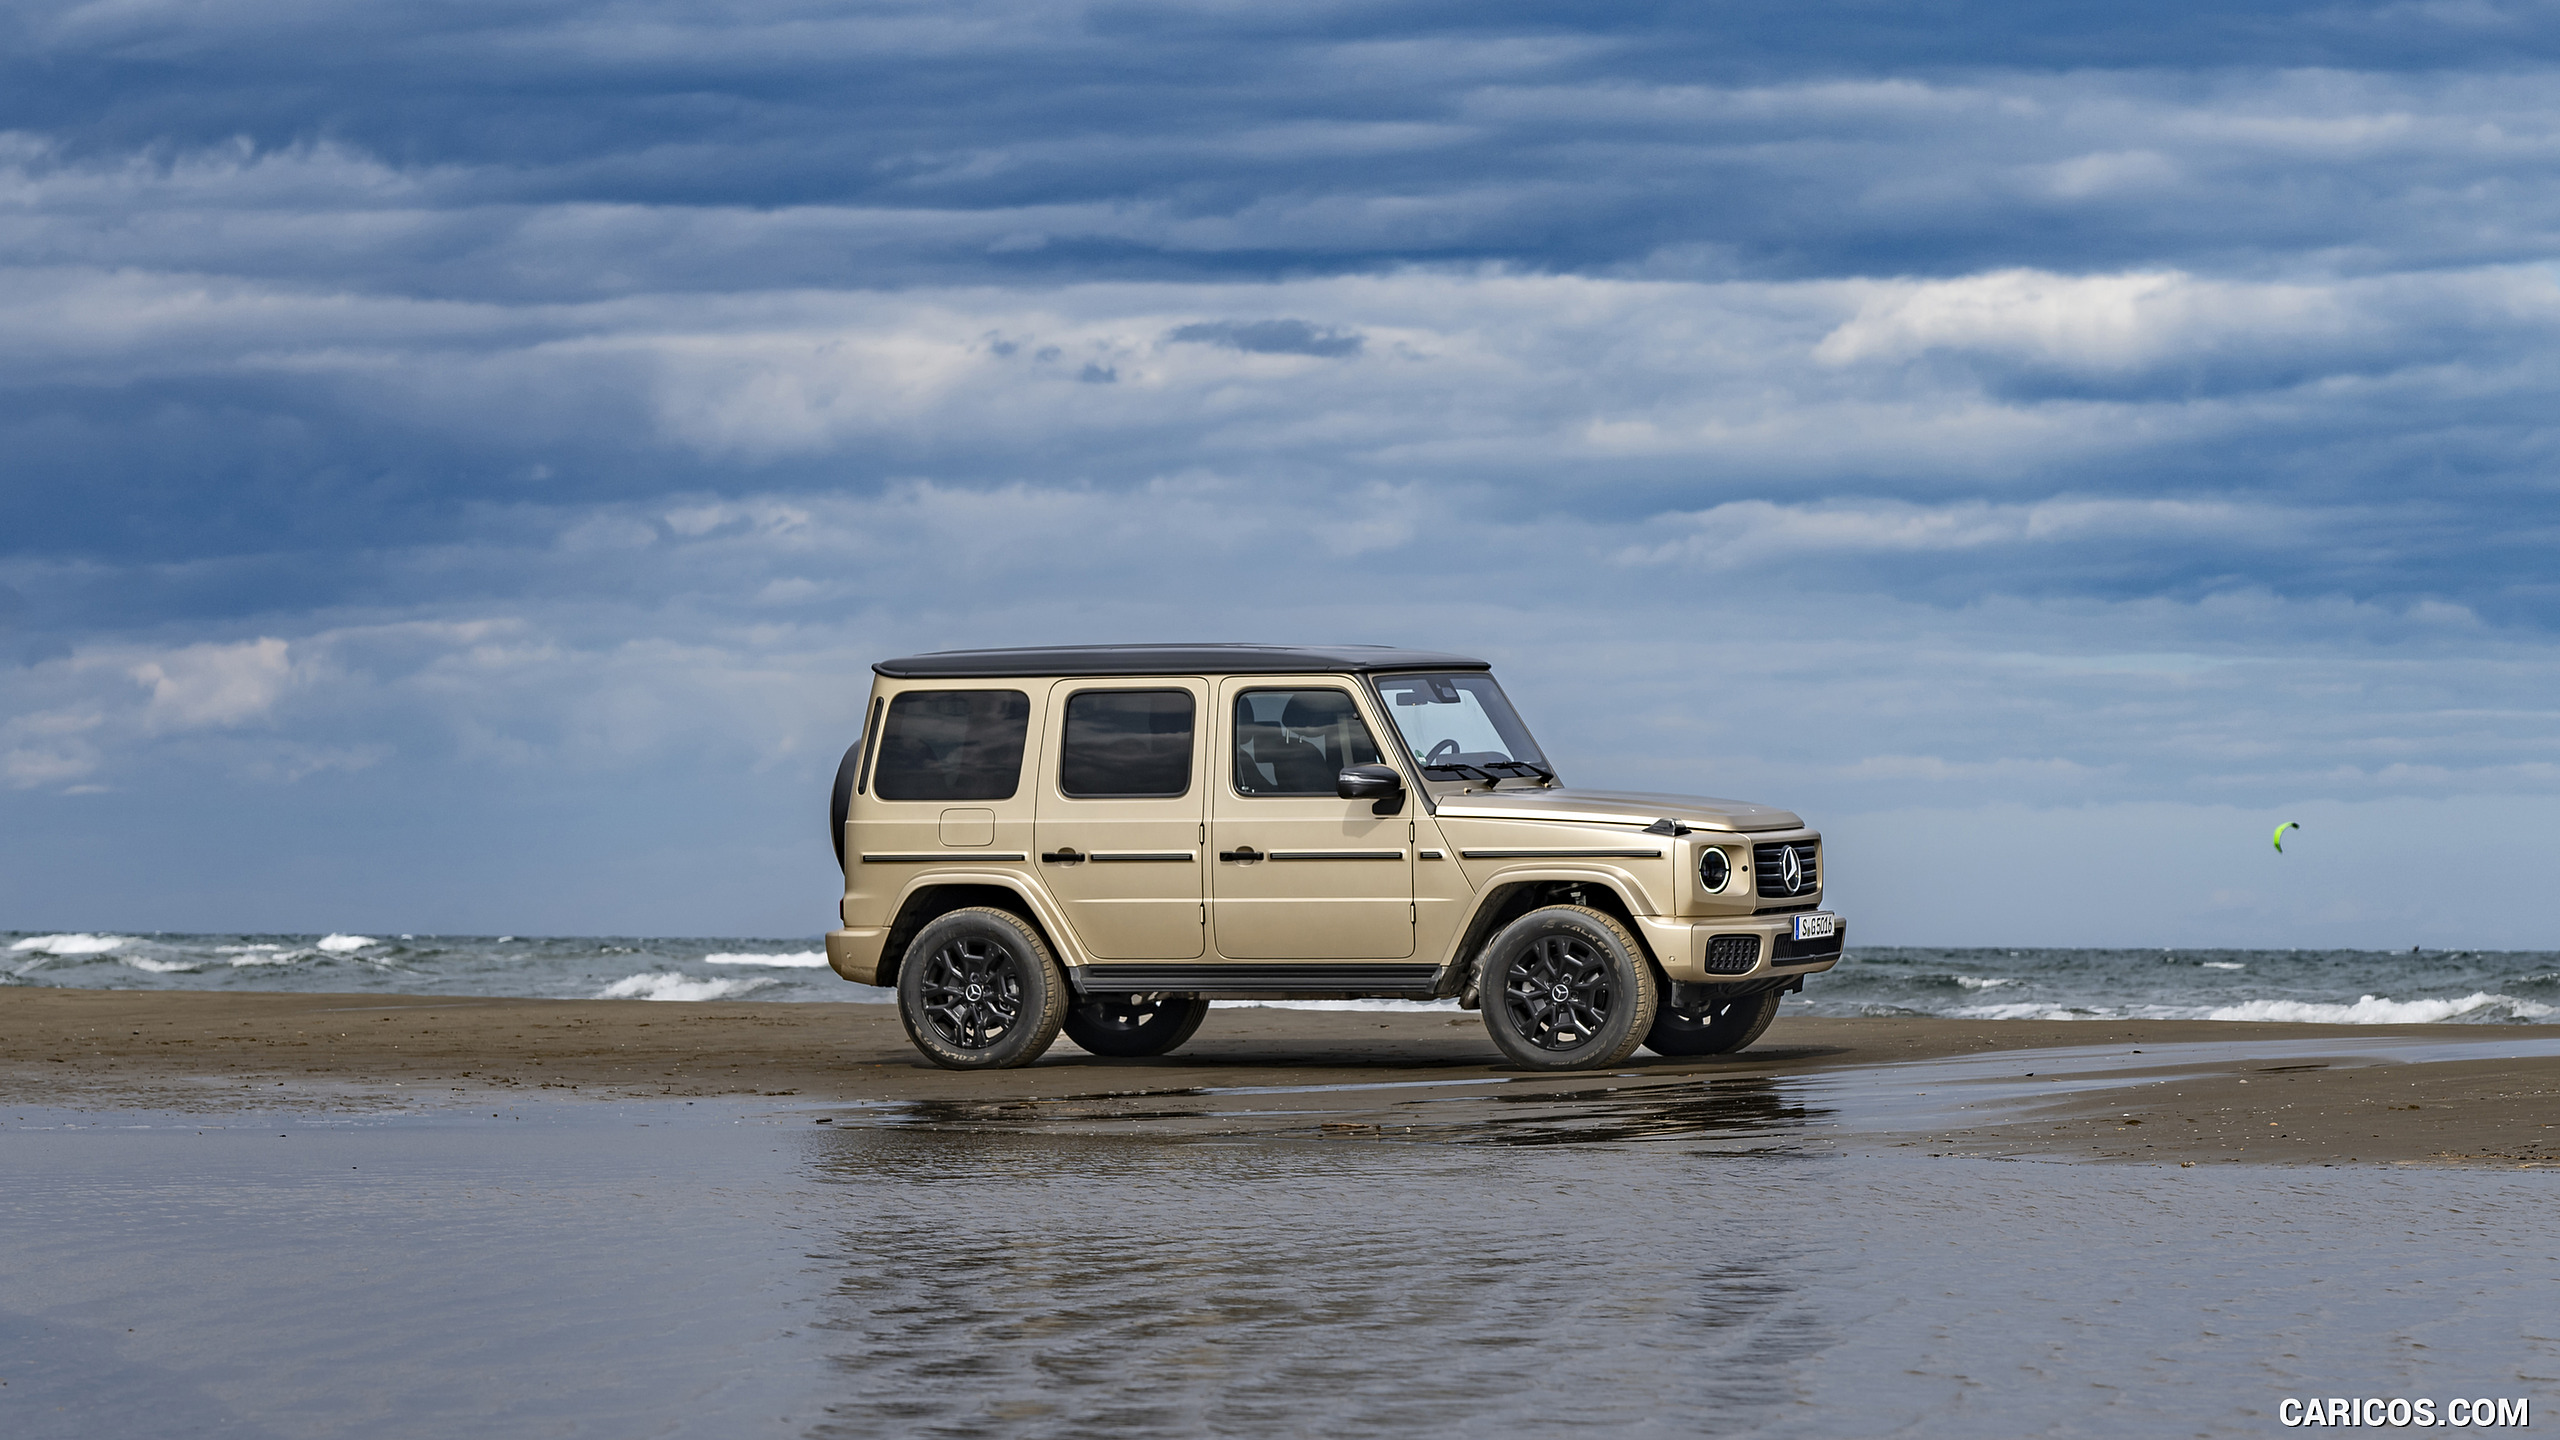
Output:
823,645,1842,1071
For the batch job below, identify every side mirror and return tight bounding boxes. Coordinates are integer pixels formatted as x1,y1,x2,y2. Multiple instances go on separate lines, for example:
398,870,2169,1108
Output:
1337,763,1406,815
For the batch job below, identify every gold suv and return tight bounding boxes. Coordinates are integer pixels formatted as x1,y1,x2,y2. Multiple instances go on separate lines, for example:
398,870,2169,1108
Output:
824,645,1842,1071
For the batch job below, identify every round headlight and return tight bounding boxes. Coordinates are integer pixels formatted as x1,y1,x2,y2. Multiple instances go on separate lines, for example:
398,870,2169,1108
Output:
1698,847,1731,893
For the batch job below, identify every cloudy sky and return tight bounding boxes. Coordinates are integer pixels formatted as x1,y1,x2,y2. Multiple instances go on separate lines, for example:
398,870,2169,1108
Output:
6,0,2559,944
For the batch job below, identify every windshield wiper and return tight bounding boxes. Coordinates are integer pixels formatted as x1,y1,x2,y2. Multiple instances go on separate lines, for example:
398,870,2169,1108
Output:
1421,759,1555,786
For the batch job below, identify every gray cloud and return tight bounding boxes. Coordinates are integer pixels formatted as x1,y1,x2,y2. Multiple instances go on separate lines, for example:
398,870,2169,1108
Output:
1166,319,1365,357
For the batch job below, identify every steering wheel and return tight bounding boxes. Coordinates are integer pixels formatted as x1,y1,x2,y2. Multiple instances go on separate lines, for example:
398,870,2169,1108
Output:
1426,739,1462,761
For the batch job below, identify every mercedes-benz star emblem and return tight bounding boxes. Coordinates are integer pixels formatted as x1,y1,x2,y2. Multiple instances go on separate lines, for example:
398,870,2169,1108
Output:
1780,846,1804,894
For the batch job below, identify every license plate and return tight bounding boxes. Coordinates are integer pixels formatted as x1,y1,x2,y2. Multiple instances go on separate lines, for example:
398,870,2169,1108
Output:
1792,912,1837,941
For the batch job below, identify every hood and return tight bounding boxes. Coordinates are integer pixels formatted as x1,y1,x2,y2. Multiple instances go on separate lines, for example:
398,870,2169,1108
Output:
1431,788,1805,834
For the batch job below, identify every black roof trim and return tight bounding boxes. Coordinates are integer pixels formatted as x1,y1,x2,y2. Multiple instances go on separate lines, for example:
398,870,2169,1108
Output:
873,644,1492,680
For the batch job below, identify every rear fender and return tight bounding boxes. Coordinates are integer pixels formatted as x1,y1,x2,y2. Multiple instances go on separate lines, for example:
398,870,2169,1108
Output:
875,878,1082,991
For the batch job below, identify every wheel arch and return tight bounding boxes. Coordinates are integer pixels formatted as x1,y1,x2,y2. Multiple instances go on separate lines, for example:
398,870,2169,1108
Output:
1443,873,1664,998
878,880,1075,991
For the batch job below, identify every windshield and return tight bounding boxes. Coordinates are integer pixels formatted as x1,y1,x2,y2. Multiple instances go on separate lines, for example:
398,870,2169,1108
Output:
1372,672,1554,784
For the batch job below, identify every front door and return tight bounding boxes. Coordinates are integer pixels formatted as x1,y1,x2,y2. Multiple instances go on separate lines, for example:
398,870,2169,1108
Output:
1210,680,1414,960
1032,680,1209,959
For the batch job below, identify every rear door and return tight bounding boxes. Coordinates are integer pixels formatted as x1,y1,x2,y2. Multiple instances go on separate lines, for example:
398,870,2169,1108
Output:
1209,678,1414,960
1031,679,1210,959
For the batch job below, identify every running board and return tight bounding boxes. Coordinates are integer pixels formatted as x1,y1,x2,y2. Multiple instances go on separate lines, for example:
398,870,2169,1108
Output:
1074,963,1441,997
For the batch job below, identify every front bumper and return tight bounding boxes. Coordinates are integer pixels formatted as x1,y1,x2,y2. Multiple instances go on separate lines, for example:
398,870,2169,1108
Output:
1634,911,1845,984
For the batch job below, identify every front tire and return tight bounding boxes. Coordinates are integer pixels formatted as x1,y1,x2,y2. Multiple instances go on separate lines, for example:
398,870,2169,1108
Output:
895,908,1068,1070
1062,993,1211,1058
1643,988,1782,1057
1479,905,1658,1070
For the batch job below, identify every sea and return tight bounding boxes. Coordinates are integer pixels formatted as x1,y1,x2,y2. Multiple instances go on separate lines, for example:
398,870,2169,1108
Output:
6,930,2555,1024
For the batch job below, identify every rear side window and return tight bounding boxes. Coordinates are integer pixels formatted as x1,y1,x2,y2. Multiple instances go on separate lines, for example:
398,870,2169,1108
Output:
1059,690,1195,798
873,690,1031,802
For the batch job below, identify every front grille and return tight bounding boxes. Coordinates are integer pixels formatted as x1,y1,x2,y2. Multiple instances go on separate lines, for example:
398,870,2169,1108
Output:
1703,934,1762,975
1772,922,1846,966
1753,841,1820,899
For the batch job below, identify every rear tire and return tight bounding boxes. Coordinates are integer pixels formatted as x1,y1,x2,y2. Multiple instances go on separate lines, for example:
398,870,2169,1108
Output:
1062,993,1211,1058
895,908,1068,1070
1478,905,1658,1070
1643,988,1782,1057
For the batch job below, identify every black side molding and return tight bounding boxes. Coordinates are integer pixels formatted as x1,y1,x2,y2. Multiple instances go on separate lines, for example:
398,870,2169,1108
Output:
1075,963,1439,995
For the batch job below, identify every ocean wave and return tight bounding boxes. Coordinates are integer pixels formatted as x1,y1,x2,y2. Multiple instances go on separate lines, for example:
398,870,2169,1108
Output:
2204,992,2555,1025
1953,1001,2106,1021
702,951,828,968
316,934,375,953
10,933,133,956
228,950,305,967
2202,962,2246,970
120,956,200,974
598,972,780,1002
1954,976,2015,990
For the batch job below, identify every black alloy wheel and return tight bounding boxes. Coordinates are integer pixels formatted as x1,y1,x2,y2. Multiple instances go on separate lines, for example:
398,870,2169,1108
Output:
896,908,1067,1070
920,937,1025,1048
1063,993,1212,1058
1505,934,1612,1050
1479,905,1658,1070
1642,987,1783,1057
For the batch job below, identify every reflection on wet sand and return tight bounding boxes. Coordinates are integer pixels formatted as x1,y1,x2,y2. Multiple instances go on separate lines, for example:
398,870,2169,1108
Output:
801,1128,1838,1438
843,1071,1839,1151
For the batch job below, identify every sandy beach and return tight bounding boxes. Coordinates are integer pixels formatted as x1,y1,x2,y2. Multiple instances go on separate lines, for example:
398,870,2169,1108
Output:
7,987,2554,1166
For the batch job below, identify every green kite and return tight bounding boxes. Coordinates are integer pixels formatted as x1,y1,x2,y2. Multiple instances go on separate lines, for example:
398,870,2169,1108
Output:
2272,821,2301,853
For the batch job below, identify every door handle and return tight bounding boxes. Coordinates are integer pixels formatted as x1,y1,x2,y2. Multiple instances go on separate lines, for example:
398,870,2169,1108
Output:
1216,845,1264,863
1040,847,1087,865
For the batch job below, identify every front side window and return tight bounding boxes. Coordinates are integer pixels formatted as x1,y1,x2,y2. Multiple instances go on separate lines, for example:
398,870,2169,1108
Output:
1372,672,1553,782
1232,689,1382,797
873,690,1031,801
1059,689,1195,798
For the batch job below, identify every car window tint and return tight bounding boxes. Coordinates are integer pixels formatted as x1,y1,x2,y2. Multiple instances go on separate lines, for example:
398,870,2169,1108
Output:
873,690,1031,801
1059,690,1194,798
1232,689,1382,797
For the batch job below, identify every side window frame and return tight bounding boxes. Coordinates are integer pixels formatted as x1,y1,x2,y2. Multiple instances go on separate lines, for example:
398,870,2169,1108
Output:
870,687,1033,803
853,695,885,796
1228,686,1382,799
1055,687,1198,801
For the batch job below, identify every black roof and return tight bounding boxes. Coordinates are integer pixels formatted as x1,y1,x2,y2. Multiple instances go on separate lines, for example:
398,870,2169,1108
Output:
873,644,1492,680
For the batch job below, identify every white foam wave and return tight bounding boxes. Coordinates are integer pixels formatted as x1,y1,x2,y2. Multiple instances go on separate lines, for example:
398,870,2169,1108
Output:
121,956,200,974
1952,1001,2104,1021
703,951,828,968
315,934,375,953
10,933,132,956
1955,976,2015,990
2202,961,2246,970
228,950,305,967
2205,992,2554,1025
599,971,779,1002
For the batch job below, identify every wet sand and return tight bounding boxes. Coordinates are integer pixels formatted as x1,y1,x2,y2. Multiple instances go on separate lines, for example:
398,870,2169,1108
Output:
5,987,2556,1165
